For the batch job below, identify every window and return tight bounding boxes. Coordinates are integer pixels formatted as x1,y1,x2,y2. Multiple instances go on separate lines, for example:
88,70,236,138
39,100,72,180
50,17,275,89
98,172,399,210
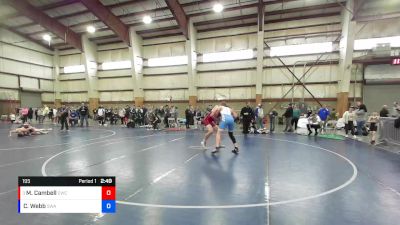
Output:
354,36,400,50
270,42,333,56
202,49,254,62
101,61,131,70
63,65,85,73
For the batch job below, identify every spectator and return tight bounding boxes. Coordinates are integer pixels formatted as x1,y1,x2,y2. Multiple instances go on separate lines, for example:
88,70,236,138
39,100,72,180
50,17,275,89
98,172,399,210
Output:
307,111,321,136
37,107,44,124
299,103,308,116
27,107,33,122
56,107,62,124
21,107,29,123
283,103,293,132
355,101,367,135
291,104,300,130
42,105,50,122
69,108,79,127
59,105,69,131
147,108,160,130
164,105,171,128
124,105,130,126
254,104,264,129
34,108,38,121
367,112,380,145
329,108,338,120
185,106,192,129
318,105,330,133
380,105,389,117
342,106,356,139
269,108,278,133
97,105,106,126
172,106,178,125
78,102,89,127
240,102,254,134
52,107,58,124
119,108,126,125
48,107,53,121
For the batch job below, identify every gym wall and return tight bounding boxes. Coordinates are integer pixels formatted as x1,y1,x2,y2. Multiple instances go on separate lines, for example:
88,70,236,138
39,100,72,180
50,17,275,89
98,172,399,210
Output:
0,28,54,114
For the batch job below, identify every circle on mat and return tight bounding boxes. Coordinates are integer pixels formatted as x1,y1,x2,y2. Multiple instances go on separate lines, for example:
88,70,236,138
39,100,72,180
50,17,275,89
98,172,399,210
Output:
42,135,358,208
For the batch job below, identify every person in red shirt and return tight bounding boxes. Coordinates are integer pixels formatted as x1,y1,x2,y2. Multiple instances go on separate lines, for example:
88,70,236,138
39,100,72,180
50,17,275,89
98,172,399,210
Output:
201,105,220,149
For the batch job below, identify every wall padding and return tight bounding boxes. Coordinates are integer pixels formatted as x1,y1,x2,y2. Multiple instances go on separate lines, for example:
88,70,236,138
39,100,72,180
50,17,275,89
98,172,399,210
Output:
1,44,53,67
60,80,87,92
197,60,256,71
59,54,84,67
144,89,188,101
40,80,54,91
198,87,255,100
41,93,55,102
99,91,134,102
98,78,133,91
0,73,18,88
198,70,255,87
197,34,257,54
0,88,19,100
98,48,130,63
20,77,39,89
0,58,53,79
143,75,188,89
61,93,88,103
143,65,187,75
143,42,186,58
97,69,131,77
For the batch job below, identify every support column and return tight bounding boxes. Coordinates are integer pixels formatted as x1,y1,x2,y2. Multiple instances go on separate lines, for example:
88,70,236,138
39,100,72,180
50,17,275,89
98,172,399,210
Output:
186,19,197,106
129,27,144,106
337,0,356,116
82,35,99,111
255,1,265,105
53,49,62,108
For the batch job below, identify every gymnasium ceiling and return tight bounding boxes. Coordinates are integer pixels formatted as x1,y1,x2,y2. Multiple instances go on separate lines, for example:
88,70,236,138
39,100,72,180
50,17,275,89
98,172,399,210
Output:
0,0,398,51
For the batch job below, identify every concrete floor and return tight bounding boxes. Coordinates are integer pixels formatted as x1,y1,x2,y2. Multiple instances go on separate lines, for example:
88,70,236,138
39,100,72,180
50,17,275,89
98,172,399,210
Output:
0,122,399,225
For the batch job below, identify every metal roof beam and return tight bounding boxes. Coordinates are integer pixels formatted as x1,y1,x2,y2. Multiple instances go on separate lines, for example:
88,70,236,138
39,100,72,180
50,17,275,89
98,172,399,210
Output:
80,0,130,46
165,0,189,39
4,0,82,50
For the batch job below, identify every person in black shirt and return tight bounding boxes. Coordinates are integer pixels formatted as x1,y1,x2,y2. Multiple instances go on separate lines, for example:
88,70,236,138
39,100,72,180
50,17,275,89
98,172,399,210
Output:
60,105,69,131
34,108,38,121
79,102,89,127
27,108,33,122
240,102,254,134
185,106,192,129
283,103,294,132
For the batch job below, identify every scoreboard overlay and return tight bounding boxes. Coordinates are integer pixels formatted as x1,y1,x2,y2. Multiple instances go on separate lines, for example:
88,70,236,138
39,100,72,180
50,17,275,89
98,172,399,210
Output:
18,177,116,213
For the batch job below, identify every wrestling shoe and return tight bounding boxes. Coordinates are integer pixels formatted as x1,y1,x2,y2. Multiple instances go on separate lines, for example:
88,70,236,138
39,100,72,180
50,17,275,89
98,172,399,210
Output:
212,147,220,154
201,140,206,149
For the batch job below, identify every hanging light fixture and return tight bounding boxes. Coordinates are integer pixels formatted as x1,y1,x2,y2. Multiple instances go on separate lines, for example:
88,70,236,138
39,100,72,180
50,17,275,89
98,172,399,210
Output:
143,15,152,24
86,25,96,33
213,3,224,13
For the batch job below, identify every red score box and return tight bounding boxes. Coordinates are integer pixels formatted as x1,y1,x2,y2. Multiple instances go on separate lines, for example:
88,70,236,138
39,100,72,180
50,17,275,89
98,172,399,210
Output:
102,186,116,200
